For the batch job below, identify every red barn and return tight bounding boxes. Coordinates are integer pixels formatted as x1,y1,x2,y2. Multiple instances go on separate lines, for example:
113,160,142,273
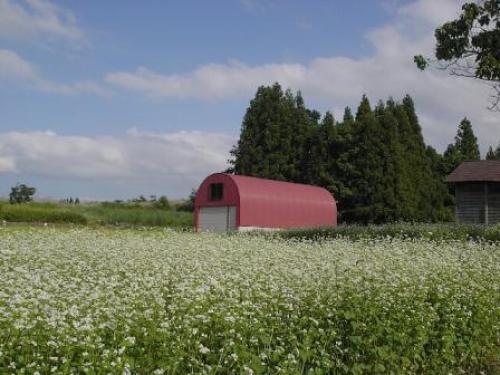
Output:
194,173,337,232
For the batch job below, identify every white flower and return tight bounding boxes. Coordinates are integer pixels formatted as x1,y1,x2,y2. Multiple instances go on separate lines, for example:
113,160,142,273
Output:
198,344,210,354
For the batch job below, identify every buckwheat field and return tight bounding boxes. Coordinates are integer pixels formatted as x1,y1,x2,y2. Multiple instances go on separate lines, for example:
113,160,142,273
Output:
0,227,498,374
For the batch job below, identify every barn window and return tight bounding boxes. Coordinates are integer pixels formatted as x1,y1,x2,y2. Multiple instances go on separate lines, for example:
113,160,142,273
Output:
209,183,224,201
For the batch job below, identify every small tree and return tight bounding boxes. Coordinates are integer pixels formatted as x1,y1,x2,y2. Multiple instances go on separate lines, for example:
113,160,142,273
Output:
177,189,196,212
414,0,500,110
442,117,481,174
9,184,36,204
486,143,500,159
153,196,170,210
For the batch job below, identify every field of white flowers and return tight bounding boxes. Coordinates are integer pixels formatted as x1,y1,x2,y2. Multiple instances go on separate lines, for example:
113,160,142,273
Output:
0,227,498,374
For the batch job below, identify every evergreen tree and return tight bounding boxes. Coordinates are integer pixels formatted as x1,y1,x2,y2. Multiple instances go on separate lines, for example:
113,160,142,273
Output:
486,144,500,160
230,83,292,180
425,146,454,221
343,95,387,223
442,144,462,174
230,83,316,182
455,118,480,161
290,91,315,183
443,117,480,173
304,111,335,187
400,95,436,220
391,102,420,219
376,99,404,221
331,107,355,211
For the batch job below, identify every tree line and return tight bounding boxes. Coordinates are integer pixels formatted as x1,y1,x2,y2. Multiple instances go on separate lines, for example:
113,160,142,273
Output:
229,83,488,223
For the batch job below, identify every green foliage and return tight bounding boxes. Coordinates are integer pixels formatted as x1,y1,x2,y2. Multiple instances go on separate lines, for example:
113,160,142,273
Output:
9,183,36,204
486,143,500,159
278,222,500,242
153,195,170,210
229,83,317,182
415,0,500,109
455,117,481,160
342,96,389,222
80,205,191,228
176,189,196,212
413,54,428,70
0,204,87,224
0,201,192,228
443,117,481,174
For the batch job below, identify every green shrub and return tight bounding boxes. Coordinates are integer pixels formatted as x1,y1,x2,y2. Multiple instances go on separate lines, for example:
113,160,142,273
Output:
80,206,192,228
278,223,500,242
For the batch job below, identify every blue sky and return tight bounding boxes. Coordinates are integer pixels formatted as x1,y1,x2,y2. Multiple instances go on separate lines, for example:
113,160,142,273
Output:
0,0,498,200
1,1,394,137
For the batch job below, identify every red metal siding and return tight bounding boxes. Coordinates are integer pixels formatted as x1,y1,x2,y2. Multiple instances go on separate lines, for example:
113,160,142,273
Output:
194,173,337,230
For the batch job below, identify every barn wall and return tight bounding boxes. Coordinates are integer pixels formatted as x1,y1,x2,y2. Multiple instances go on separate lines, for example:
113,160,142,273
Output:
194,174,240,231
455,182,485,224
488,182,500,224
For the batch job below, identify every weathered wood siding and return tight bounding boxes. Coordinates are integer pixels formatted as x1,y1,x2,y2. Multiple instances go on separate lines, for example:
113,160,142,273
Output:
488,182,500,224
456,183,485,224
455,182,500,224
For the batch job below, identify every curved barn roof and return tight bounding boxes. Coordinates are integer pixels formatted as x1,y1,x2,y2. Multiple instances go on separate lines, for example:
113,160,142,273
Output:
228,174,334,205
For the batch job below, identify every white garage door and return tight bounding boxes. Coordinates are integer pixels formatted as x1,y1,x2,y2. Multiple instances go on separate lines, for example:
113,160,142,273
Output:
199,206,236,232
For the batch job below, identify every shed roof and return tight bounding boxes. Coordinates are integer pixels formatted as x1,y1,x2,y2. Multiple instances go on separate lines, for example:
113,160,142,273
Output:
446,160,500,182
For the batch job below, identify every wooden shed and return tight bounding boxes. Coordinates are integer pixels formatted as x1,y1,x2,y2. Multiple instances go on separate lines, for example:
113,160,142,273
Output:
446,160,500,224
194,173,337,232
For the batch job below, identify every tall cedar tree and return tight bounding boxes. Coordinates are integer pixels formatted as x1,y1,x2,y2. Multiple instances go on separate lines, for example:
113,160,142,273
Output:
342,96,387,223
331,107,356,208
443,117,480,174
230,83,292,180
402,95,436,220
305,111,336,189
376,99,403,221
426,146,455,221
230,83,314,182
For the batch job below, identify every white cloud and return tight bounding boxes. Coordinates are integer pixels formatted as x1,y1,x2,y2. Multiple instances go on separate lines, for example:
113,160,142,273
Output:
105,0,499,152
0,157,16,173
105,62,308,100
397,0,463,28
0,129,235,182
0,48,112,96
0,48,37,79
0,0,84,42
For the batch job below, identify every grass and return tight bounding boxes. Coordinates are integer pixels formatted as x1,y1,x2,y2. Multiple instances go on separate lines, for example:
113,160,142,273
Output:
0,201,192,228
0,227,498,374
0,202,87,224
75,204,192,228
